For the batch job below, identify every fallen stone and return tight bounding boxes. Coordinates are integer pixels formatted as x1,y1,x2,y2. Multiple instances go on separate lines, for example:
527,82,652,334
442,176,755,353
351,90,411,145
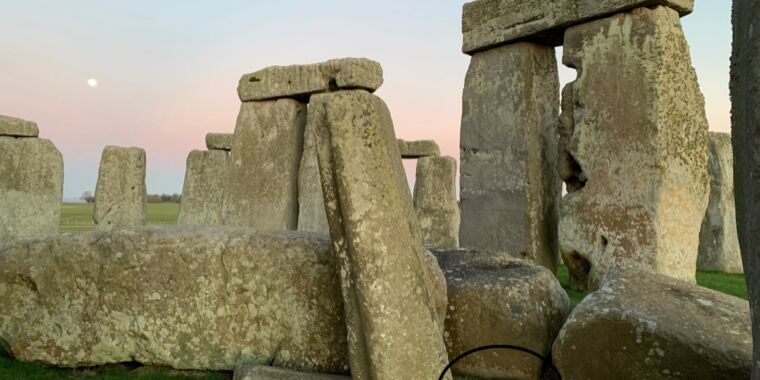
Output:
93,146,147,231
0,115,39,137
238,58,383,102
177,150,230,225
223,99,306,230
414,156,460,248
397,139,440,158
552,268,752,379
433,249,569,379
297,118,329,233
205,133,234,151
0,136,62,247
460,42,561,271
559,7,709,291
461,0,694,54
234,365,349,380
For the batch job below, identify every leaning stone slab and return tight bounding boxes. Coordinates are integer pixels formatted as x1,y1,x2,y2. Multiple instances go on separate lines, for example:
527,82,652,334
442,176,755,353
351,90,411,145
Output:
297,118,329,233
559,7,709,291
234,365,349,380
414,156,460,248
397,139,440,158
177,150,230,225
238,58,383,102
94,146,147,231
460,42,561,271
205,133,234,151
312,90,451,380
0,136,62,247
0,115,39,137
461,0,694,54
552,268,752,379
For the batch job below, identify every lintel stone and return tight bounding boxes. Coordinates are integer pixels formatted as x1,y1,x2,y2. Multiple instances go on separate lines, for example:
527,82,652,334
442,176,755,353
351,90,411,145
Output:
398,139,441,158
205,133,233,151
0,115,39,137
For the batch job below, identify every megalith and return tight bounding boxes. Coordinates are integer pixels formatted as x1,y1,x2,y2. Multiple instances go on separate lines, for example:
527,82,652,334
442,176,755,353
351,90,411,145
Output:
93,146,147,231
558,6,709,290
414,156,460,248
398,139,440,158
297,118,329,233
177,149,230,225
205,133,233,151
0,115,39,137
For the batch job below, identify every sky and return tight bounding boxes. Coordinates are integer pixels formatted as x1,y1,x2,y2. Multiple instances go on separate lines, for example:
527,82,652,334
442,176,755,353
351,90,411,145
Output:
0,0,732,199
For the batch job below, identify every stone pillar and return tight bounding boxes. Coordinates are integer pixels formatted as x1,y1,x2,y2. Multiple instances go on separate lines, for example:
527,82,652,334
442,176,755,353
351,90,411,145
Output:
94,146,147,231
414,156,460,248
297,118,329,233
177,147,230,225
558,6,709,291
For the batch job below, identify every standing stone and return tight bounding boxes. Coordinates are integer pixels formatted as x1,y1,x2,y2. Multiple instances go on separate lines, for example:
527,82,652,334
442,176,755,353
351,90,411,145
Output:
731,0,760,376
297,118,329,233
94,146,147,231
223,99,306,230
177,150,230,225
414,156,460,248
311,90,451,380
0,115,39,137
460,42,561,271
205,133,234,151
698,132,742,273
558,7,709,291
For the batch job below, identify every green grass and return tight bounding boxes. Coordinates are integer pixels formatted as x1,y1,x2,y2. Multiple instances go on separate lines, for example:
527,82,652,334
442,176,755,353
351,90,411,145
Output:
60,203,179,233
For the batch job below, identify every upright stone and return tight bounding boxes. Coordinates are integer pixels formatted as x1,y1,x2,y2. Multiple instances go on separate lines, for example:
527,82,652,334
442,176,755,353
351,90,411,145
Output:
205,133,234,151
297,118,329,233
0,115,39,137
223,99,306,230
177,150,230,225
460,42,561,271
414,156,460,248
558,7,709,291
94,146,147,231
731,0,760,376
312,90,451,380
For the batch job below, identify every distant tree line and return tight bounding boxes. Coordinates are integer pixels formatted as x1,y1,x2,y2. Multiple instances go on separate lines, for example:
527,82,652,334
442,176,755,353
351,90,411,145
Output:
80,191,181,204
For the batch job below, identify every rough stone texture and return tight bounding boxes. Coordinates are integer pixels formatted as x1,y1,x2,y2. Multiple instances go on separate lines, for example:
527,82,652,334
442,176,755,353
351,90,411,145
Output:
0,136,62,247
553,268,752,379
311,90,451,380
177,150,230,225
238,58,383,102
94,146,147,231
205,133,234,151
433,249,569,379
0,115,39,137
559,7,709,291
731,0,760,376
297,118,329,233
234,365,349,380
397,139,440,158
0,226,349,372
414,156,460,248
461,0,694,54
223,99,306,230
460,42,560,271
698,132,742,273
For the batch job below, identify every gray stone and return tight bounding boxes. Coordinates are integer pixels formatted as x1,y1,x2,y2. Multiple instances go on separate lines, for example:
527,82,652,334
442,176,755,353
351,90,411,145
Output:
234,365,349,380
397,139,440,158
0,136,62,246
311,90,451,380
0,115,39,137
177,150,230,225
297,118,329,233
205,133,234,151
559,7,709,291
94,146,147,231
461,0,694,54
414,156,460,248
433,249,569,379
731,0,760,376
460,42,561,271
238,58,383,102
223,99,306,230
552,268,752,379
698,132,742,273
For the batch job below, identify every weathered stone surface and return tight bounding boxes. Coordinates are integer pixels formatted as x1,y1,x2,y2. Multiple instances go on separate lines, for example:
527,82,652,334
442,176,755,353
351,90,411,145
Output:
414,156,460,248
177,150,230,225
433,249,569,379
0,226,349,372
397,139,440,158
223,99,306,230
559,7,709,291
0,115,39,137
460,42,560,271
553,268,752,379
297,118,329,233
0,136,62,247
461,0,694,54
731,0,760,376
698,132,742,273
205,133,234,151
94,146,147,231
312,90,451,380
238,58,383,102
234,365,349,380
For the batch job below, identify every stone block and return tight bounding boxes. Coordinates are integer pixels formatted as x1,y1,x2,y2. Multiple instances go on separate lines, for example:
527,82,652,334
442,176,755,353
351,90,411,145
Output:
397,139,440,158
414,156,460,248
234,365,349,380
94,146,147,231
0,115,39,137
297,117,329,233
205,133,233,151
178,150,230,225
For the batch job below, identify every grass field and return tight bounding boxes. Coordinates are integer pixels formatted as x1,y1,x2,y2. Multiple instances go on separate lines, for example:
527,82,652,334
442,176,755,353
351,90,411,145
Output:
60,203,180,233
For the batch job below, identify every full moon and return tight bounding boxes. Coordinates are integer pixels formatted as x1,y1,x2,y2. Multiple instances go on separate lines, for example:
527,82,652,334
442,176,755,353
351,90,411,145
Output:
87,78,98,88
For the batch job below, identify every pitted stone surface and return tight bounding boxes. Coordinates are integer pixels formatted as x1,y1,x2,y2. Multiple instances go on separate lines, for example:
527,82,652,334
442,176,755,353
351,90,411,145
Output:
94,146,147,231
238,58,383,102
297,118,329,233
0,115,39,137
559,7,709,291
414,156,460,248
178,150,230,225
462,0,694,53
205,133,234,151
397,139,440,158
234,365,349,380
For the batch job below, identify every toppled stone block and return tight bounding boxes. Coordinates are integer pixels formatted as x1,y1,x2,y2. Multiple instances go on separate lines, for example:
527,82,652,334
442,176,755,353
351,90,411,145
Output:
397,139,440,158
559,7,709,290
552,268,752,379
0,115,39,137
94,146,147,231
414,156,460,248
205,133,233,151
238,58,383,102
234,365,349,380
297,118,329,233
461,0,694,54
177,150,230,225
